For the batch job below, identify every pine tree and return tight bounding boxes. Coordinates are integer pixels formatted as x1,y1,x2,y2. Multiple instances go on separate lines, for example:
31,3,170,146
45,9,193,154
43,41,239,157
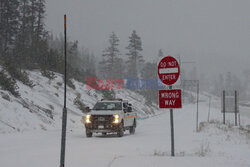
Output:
98,57,108,79
31,0,47,68
88,52,96,76
14,0,48,69
35,0,46,40
113,57,124,78
140,62,158,104
158,49,163,58
68,40,79,68
154,49,164,64
0,0,19,58
126,30,143,78
102,32,120,78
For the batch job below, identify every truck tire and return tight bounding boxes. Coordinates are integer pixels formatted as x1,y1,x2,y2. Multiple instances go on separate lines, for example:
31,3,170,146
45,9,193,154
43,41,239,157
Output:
86,129,93,137
117,121,124,137
129,119,136,135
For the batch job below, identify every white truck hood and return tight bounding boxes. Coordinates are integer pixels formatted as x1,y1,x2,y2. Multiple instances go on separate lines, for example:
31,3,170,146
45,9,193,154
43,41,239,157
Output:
89,110,124,115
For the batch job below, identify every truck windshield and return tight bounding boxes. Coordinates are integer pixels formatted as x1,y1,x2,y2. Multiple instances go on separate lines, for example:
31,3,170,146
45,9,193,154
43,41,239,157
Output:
93,102,122,110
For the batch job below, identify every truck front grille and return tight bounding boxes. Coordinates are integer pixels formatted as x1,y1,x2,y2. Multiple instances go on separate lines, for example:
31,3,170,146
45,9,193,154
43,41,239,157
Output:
91,115,114,125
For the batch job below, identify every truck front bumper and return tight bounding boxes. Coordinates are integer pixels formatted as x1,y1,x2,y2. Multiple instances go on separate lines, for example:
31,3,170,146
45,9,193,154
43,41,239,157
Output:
85,123,121,133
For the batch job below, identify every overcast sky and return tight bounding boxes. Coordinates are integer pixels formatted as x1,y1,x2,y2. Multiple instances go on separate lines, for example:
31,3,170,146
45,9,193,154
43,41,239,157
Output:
45,0,250,79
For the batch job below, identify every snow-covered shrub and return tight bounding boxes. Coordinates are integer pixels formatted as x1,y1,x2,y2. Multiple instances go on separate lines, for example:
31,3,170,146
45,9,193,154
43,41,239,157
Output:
195,142,210,157
56,82,62,86
96,89,115,100
1,93,10,101
41,70,55,80
73,93,87,113
0,70,19,97
67,79,75,90
4,62,33,87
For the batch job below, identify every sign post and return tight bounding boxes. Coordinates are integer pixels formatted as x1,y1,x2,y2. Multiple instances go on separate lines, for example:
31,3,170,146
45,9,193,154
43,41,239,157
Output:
158,56,181,157
169,86,174,157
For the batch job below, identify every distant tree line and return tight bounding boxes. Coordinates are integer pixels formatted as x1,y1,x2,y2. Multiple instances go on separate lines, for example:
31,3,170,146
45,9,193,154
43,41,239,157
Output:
1,1,248,104
98,31,160,104
0,0,166,103
0,0,96,96
99,30,144,79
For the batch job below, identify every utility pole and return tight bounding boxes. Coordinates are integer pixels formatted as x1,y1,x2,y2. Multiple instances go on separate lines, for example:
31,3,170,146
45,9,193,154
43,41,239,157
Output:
60,15,67,167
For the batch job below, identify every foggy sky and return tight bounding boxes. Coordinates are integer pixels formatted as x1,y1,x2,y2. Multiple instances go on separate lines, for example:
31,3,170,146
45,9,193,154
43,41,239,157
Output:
45,0,250,79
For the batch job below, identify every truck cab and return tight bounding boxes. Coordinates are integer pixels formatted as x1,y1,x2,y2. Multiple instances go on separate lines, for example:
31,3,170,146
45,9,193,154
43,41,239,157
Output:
81,99,137,137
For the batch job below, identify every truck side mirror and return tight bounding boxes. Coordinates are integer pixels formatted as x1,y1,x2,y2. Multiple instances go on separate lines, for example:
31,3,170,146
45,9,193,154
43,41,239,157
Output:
85,107,90,113
127,106,132,112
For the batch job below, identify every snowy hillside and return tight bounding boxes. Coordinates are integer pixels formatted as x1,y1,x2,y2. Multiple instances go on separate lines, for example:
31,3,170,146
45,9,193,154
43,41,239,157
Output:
0,70,157,133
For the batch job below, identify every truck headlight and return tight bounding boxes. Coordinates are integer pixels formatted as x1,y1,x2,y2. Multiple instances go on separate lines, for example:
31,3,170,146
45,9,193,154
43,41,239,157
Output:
86,114,91,123
113,114,120,124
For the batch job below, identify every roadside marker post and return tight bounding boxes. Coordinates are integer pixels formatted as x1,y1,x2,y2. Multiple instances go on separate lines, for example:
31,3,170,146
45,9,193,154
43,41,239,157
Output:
60,15,67,167
158,56,182,157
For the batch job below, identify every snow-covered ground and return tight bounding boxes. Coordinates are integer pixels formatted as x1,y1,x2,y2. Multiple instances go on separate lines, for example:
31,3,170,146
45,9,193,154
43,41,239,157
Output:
0,102,249,167
0,70,250,167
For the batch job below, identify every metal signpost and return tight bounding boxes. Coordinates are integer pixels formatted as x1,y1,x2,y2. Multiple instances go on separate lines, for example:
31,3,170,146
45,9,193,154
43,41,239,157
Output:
158,56,181,157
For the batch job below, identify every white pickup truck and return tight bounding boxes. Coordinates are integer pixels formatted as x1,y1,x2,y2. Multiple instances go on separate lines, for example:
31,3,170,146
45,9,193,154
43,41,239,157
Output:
81,99,137,137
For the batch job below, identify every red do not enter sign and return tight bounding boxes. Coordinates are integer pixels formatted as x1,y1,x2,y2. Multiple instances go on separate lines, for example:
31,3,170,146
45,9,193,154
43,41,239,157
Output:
158,56,180,85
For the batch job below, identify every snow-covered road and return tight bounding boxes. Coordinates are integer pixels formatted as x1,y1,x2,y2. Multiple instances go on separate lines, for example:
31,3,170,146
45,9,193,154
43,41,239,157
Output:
0,102,250,167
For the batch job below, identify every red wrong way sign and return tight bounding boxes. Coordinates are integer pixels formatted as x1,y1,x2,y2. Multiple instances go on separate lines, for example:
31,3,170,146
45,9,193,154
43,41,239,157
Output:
159,89,182,108
158,56,180,85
